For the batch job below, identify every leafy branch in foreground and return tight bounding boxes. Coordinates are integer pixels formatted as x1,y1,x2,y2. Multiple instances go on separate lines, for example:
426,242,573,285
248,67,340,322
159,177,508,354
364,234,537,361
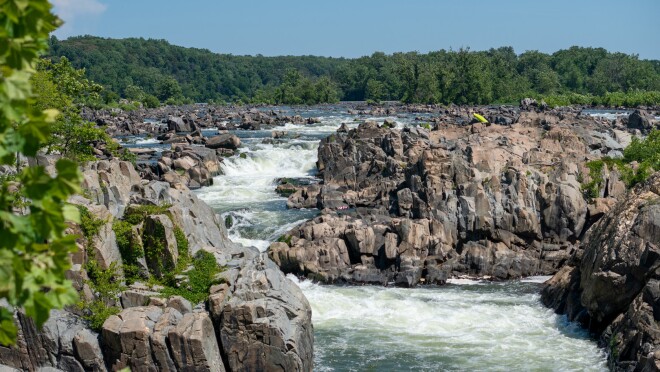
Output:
0,0,82,345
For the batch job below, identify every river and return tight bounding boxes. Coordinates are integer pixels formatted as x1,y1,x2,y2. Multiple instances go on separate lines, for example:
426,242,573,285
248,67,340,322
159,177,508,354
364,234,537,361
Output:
192,106,608,371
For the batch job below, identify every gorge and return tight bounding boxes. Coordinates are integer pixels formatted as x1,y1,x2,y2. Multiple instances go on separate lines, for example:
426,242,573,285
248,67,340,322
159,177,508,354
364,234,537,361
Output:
1,102,658,371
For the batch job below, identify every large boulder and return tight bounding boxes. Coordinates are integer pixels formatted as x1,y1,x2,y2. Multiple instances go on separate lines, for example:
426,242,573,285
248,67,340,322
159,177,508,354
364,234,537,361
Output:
220,255,314,372
627,110,655,132
167,313,225,371
167,116,196,132
205,134,241,150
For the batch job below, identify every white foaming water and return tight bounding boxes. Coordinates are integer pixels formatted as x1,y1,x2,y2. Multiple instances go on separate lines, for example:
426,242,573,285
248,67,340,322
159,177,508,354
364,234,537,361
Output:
199,141,318,211
291,276,607,371
135,137,160,145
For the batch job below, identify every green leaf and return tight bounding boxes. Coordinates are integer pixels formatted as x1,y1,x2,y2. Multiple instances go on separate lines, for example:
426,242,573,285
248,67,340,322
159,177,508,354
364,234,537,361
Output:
0,308,17,346
62,203,80,223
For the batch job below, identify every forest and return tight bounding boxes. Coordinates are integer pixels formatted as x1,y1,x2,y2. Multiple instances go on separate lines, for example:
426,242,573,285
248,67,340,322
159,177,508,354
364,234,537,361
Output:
49,36,660,106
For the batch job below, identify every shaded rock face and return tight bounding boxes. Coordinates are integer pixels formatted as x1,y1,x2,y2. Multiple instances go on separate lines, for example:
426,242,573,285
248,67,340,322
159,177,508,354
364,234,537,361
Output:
541,173,660,370
0,310,105,372
274,113,632,286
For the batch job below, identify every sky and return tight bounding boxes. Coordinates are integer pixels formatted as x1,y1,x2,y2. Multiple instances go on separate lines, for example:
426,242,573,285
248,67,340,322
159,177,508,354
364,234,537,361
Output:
52,0,660,60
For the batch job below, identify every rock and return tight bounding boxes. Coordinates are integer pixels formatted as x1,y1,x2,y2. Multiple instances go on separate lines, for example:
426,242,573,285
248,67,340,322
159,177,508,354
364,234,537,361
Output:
168,312,225,371
541,173,660,370
220,255,313,372
86,204,123,272
120,289,161,308
81,160,142,218
205,134,241,150
166,296,192,314
167,116,196,132
73,329,105,371
628,110,655,132
0,310,104,372
143,214,179,278
172,156,196,171
102,306,163,370
273,109,635,286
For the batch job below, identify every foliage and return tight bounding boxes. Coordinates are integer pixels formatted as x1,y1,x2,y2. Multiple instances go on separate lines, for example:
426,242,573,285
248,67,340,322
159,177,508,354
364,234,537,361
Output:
0,0,82,346
81,260,123,332
277,234,292,246
49,37,660,105
31,57,110,161
622,129,660,185
160,250,224,304
112,220,144,283
123,203,172,225
78,206,105,238
540,91,660,108
82,299,120,332
582,129,660,199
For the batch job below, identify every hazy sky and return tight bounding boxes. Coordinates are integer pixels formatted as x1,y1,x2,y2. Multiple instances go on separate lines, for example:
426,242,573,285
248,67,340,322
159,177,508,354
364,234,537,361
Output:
52,0,660,59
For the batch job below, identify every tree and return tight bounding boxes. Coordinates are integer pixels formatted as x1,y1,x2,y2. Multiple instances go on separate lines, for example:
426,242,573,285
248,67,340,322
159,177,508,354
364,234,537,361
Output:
0,0,82,345
156,76,183,102
32,58,109,162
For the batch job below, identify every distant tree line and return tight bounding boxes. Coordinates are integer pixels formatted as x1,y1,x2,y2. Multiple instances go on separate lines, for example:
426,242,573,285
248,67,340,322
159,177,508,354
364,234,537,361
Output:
48,36,660,106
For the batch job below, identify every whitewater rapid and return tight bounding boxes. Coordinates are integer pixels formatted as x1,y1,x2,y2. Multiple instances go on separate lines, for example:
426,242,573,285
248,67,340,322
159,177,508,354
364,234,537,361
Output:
195,107,608,371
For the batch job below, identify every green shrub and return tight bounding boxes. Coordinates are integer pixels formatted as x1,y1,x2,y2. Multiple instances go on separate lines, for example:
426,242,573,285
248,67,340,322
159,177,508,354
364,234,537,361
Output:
173,227,190,272
78,206,105,239
161,251,224,304
82,299,121,332
123,204,172,225
582,130,659,198
277,234,293,246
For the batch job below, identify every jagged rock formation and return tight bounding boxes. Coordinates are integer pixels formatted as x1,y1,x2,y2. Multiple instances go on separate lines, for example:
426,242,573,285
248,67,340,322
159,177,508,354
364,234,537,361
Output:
541,173,660,370
0,160,313,372
271,111,635,285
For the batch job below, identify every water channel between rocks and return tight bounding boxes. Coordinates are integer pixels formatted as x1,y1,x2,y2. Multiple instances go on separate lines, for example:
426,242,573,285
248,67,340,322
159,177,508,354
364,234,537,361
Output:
189,107,609,371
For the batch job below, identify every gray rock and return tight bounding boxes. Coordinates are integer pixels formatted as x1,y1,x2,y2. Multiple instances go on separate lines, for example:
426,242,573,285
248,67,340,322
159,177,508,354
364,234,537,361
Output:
73,329,105,371
205,133,241,150
168,312,225,371
220,255,313,372
166,296,192,314
542,173,660,370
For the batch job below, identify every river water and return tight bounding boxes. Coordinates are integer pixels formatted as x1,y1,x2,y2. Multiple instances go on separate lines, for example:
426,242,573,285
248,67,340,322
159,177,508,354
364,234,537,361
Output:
191,107,607,371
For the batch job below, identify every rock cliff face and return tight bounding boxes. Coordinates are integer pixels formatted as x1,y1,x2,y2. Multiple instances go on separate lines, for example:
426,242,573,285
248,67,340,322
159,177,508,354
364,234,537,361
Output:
271,111,633,286
541,173,660,370
0,160,313,372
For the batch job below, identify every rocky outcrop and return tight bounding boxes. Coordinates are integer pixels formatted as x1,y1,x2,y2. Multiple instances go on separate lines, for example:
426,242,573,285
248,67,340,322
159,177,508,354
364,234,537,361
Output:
0,310,105,372
541,173,660,370
0,159,314,372
273,113,632,285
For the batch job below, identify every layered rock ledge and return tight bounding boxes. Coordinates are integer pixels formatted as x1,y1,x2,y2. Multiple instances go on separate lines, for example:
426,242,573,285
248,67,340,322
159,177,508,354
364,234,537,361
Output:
270,109,644,286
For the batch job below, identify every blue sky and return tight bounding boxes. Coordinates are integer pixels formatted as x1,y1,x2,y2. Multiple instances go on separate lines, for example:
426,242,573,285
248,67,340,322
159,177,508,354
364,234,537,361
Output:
52,0,660,59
